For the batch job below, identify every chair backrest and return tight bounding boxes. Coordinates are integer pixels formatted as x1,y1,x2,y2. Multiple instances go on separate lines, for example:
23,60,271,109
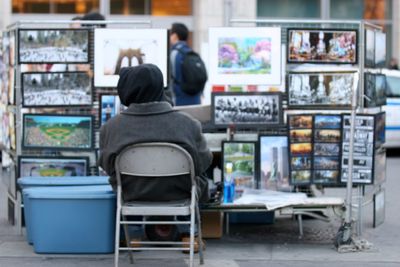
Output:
114,142,196,188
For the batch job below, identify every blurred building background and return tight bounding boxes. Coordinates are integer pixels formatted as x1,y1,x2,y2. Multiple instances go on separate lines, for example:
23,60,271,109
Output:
0,0,398,65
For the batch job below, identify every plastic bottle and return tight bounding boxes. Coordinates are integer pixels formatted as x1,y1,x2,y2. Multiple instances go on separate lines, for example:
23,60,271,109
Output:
223,162,234,203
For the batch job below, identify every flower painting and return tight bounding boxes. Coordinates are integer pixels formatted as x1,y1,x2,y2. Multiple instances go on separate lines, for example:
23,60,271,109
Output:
209,27,281,85
218,38,272,74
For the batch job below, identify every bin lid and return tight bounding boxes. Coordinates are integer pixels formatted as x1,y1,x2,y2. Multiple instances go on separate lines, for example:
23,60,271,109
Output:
23,185,114,197
28,192,116,200
18,176,109,188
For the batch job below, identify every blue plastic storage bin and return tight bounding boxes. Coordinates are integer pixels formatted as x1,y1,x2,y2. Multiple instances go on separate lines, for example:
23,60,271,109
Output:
29,191,116,253
18,176,110,189
23,185,114,244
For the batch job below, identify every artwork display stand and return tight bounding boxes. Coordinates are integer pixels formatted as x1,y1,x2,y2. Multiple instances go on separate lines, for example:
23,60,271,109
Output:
223,18,386,239
3,19,152,232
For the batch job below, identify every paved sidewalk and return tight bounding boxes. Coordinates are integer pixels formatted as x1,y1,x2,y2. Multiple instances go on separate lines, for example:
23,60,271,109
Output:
1,157,400,267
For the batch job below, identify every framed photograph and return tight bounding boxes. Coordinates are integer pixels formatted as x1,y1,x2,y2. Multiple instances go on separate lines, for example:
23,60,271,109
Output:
99,94,127,126
314,170,339,184
18,29,89,63
314,114,342,129
17,156,89,178
21,72,92,107
373,189,385,228
365,28,375,68
290,129,312,143
22,114,94,150
212,92,283,129
209,27,281,85
287,28,357,64
259,135,291,191
374,31,386,68
314,143,340,156
290,143,312,155
288,72,356,108
291,156,312,170
222,141,257,196
288,115,313,129
364,73,386,108
94,28,168,87
290,170,311,184
314,129,341,143
314,156,340,169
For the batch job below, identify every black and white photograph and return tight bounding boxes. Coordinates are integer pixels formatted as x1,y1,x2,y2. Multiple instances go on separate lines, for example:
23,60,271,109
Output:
288,72,355,108
342,156,373,169
343,143,373,156
22,72,92,107
314,143,340,156
212,92,283,128
341,168,373,184
343,114,374,129
18,29,89,63
365,28,375,68
375,31,386,68
343,129,374,143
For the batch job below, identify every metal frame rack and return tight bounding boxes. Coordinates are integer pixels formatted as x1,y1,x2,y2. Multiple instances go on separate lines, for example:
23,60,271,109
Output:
223,18,386,240
4,19,152,233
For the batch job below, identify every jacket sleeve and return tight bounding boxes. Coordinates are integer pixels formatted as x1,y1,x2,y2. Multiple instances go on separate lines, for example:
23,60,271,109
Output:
98,124,116,186
193,119,213,175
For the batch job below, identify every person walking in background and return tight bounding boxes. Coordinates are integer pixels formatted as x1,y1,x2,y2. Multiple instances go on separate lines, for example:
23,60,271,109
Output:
170,23,207,106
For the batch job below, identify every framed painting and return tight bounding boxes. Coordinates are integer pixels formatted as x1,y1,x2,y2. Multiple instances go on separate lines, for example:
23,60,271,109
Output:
209,27,281,85
94,28,168,87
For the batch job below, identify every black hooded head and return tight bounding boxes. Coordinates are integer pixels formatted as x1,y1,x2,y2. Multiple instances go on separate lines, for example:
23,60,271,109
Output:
117,64,165,106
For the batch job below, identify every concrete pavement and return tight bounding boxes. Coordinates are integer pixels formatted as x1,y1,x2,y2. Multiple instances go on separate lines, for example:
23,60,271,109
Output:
1,157,400,267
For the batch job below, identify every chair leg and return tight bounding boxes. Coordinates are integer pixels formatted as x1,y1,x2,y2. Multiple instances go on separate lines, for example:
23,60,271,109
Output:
189,205,195,267
122,215,134,264
196,204,204,265
115,207,121,267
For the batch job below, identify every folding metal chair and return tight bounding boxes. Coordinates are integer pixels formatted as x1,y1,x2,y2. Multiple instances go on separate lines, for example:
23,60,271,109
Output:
114,142,204,267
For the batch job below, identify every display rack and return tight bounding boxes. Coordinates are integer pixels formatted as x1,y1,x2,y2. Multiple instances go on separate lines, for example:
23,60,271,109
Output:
3,19,152,232
219,18,387,239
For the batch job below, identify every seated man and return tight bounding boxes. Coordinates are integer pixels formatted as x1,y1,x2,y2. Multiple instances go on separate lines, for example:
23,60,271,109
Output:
99,63,212,206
